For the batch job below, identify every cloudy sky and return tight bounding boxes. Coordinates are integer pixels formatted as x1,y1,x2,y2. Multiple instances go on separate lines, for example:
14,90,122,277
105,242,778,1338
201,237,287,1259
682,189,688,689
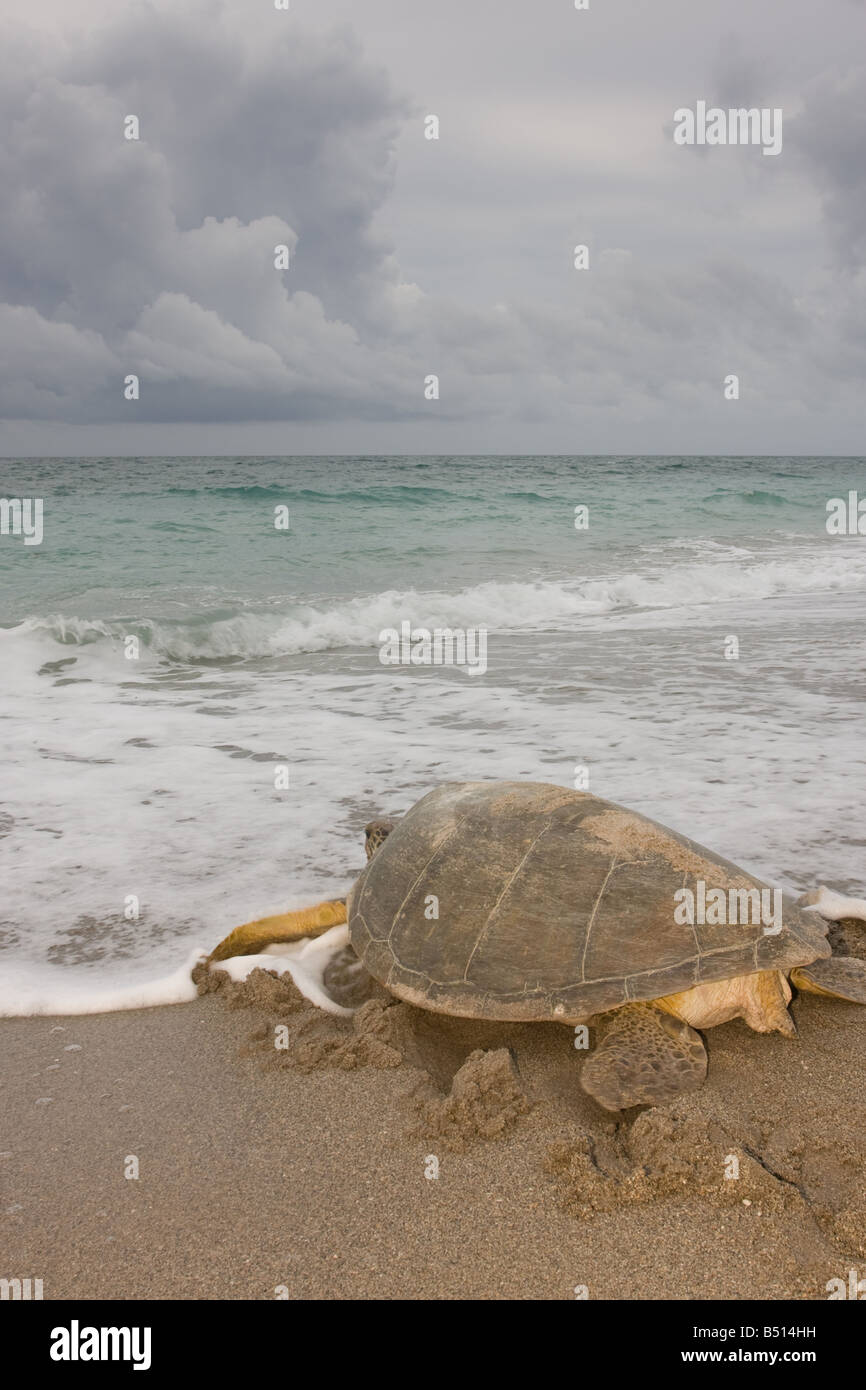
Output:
0,0,864,456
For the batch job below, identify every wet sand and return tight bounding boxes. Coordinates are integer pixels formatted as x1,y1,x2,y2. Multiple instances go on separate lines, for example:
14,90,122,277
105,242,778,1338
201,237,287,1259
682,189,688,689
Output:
1,961,864,1300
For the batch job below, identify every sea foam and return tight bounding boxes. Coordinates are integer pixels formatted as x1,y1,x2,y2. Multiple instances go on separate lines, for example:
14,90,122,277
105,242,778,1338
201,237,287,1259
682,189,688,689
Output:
6,547,866,661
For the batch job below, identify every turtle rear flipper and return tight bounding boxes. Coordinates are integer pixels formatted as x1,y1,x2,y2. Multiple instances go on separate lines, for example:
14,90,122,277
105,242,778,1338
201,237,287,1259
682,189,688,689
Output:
580,1003,707,1112
791,956,866,1004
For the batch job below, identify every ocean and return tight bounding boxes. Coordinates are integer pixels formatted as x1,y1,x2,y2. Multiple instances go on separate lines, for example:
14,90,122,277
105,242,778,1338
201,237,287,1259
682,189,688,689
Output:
1,455,864,1014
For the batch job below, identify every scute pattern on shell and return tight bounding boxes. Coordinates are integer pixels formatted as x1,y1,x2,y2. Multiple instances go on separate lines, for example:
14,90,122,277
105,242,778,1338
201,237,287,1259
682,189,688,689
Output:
347,782,831,1022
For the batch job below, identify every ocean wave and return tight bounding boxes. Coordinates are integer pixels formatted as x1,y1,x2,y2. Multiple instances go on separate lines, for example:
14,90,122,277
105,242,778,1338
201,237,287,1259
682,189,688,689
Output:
5,549,866,661
158,483,483,504
701,489,794,506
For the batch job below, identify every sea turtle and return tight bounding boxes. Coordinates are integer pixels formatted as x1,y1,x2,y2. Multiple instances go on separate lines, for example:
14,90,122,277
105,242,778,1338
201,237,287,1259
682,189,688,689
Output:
208,781,866,1110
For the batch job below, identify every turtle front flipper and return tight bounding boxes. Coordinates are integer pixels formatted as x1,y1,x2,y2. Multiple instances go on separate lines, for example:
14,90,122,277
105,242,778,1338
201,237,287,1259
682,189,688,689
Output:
791,956,866,1004
580,1003,707,1112
208,898,347,964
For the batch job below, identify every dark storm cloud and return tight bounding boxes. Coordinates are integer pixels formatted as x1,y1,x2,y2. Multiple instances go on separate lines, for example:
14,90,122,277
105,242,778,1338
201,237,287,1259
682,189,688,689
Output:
786,67,866,267
57,12,412,329
0,0,864,449
0,4,418,423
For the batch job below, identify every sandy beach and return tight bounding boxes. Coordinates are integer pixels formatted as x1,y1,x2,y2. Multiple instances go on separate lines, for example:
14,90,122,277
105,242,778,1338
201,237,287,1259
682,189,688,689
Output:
2,951,864,1302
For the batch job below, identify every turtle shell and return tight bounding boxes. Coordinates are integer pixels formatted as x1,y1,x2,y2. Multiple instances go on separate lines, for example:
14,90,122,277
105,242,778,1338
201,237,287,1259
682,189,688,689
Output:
347,781,830,1021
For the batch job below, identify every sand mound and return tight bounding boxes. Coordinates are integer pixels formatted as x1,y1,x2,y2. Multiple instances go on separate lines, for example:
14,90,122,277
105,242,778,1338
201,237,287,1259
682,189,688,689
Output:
226,979,406,1072
194,960,311,1011
407,1047,529,1151
546,1097,793,1218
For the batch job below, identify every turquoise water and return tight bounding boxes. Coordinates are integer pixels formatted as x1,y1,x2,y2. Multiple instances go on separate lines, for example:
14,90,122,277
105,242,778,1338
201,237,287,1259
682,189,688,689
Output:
1,455,864,1007
0,455,860,625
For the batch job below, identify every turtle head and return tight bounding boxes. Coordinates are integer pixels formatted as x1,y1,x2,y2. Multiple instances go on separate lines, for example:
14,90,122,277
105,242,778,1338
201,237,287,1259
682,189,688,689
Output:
364,818,396,861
